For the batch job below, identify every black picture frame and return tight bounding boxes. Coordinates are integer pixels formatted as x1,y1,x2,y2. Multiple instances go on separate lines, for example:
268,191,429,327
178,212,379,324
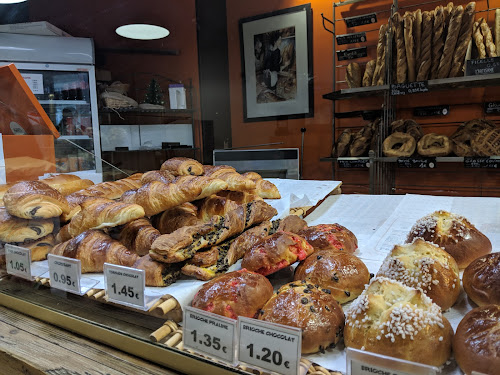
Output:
239,4,313,122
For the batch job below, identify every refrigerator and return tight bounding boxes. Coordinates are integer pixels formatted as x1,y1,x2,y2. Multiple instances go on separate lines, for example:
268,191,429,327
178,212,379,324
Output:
0,33,102,182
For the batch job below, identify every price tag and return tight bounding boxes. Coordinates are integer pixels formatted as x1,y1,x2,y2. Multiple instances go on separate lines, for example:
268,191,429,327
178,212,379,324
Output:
238,317,301,375
464,157,499,168
346,348,439,375
337,47,367,61
397,157,436,168
345,13,377,28
338,159,370,168
47,254,82,294
484,101,500,114
413,105,449,117
20,73,44,95
336,32,366,45
104,263,146,310
183,306,237,364
466,56,500,76
5,244,32,280
391,81,429,96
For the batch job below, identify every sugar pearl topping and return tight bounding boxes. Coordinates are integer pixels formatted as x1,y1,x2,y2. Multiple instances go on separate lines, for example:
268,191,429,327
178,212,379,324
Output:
409,211,471,240
345,277,444,341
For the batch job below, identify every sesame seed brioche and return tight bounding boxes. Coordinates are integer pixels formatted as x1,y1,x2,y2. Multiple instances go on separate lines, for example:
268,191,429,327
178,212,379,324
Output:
406,210,492,268
259,281,345,354
344,277,453,367
377,239,460,310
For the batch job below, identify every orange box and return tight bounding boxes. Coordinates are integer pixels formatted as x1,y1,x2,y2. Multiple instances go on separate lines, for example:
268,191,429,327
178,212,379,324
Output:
0,64,59,182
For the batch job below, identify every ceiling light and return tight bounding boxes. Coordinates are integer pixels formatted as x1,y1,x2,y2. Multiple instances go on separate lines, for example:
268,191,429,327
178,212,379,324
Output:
115,24,170,40
0,0,27,3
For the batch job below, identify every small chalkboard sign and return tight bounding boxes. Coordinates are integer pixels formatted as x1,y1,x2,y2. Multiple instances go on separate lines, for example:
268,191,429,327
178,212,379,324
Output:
344,13,377,28
397,157,436,168
336,32,366,45
390,81,429,96
466,57,500,76
484,102,500,114
338,159,370,168
337,47,367,61
464,157,499,168
413,105,449,117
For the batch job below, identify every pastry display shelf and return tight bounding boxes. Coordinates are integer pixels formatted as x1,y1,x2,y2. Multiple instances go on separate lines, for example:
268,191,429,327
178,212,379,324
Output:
321,156,500,163
323,73,500,101
320,156,371,162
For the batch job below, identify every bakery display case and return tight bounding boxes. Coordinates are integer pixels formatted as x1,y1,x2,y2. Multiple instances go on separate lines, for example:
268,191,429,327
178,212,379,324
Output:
321,0,500,196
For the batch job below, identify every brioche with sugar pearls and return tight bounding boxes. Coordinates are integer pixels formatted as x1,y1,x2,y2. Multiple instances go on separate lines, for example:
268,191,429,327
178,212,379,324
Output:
406,210,492,268
377,238,460,310
344,277,453,367
463,252,500,306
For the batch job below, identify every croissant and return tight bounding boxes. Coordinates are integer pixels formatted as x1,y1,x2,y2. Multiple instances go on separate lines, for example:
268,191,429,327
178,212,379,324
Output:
58,198,146,242
152,202,202,234
118,218,160,256
0,207,55,243
197,195,241,222
203,165,256,191
40,174,95,196
160,157,204,176
132,254,183,287
76,176,142,200
141,170,175,185
11,234,56,261
216,190,262,204
175,175,228,201
241,172,262,180
251,179,281,199
4,181,70,219
51,230,139,273
62,194,102,222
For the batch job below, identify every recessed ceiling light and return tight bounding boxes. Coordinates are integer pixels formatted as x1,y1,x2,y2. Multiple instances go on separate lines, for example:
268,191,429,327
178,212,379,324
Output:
0,0,27,3
115,24,170,40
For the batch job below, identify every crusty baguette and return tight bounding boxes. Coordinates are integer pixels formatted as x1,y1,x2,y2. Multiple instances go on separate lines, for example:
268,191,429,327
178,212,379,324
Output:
57,198,145,242
393,13,408,83
438,5,464,78
404,13,416,82
449,2,476,77
474,20,487,59
362,59,376,87
480,21,497,57
416,11,434,81
496,9,500,58
346,62,362,88
414,9,423,74
372,24,387,86
51,230,140,273
431,6,446,79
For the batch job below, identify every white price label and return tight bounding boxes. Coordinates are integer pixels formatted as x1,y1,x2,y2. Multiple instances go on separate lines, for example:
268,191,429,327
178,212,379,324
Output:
47,254,81,294
183,306,237,364
238,317,301,375
5,244,32,280
20,73,44,94
104,263,145,310
347,348,438,375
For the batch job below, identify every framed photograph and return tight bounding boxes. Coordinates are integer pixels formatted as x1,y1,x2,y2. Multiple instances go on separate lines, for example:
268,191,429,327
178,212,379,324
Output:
239,4,313,122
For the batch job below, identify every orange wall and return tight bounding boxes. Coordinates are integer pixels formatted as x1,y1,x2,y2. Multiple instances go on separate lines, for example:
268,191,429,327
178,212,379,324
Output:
226,1,334,180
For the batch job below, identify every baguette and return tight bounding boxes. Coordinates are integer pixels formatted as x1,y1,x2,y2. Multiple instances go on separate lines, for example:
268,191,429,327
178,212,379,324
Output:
414,9,423,73
416,11,433,81
372,24,387,86
474,20,487,59
496,9,500,58
393,13,408,83
404,13,416,82
431,6,446,79
480,21,497,57
362,59,376,87
449,2,476,77
438,5,464,78
346,62,362,88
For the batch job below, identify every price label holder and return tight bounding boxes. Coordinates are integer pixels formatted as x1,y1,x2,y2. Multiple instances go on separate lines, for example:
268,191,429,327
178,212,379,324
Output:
397,157,436,169
346,348,439,375
338,159,370,168
466,56,500,76
5,244,32,280
464,157,499,168
471,372,488,375
47,254,98,295
413,105,449,117
336,32,366,45
484,101,500,114
183,306,237,365
391,81,429,96
344,13,377,28
104,263,149,311
337,47,367,61
238,317,301,375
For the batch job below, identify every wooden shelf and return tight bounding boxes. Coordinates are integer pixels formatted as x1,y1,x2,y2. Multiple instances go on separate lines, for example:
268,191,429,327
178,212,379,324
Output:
99,108,194,125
